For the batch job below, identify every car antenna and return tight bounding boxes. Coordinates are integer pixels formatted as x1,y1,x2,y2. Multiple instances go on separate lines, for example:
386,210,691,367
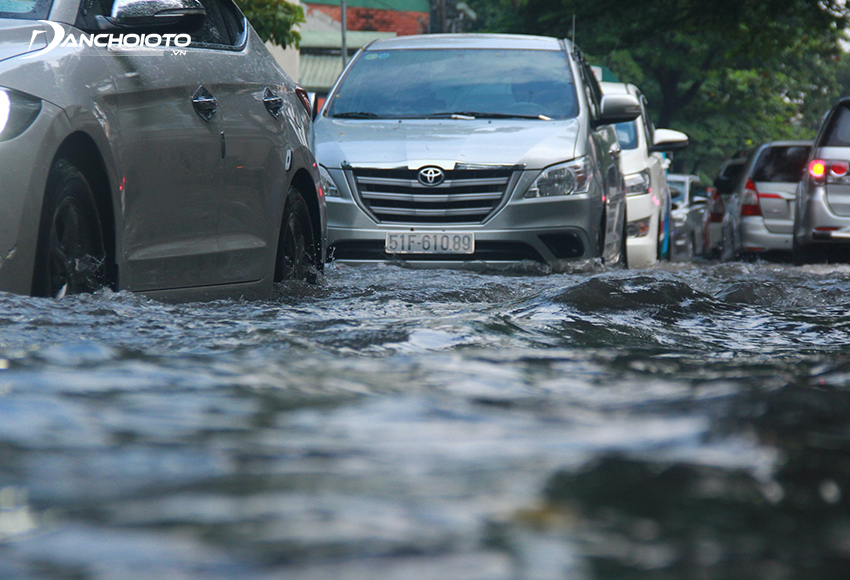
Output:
572,14,576,45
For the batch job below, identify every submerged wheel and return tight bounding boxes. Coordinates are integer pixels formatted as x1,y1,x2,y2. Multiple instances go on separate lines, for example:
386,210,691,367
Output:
276,188,317,283
32,159,106,298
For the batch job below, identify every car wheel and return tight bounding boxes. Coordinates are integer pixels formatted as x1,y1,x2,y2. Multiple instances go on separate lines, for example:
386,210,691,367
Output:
792,235,826,265
32,160,106,298
276,188,317,283
604,208,628,268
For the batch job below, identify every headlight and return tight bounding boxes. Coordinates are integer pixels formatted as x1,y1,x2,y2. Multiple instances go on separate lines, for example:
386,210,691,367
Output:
0,88,41,142
624,170,651,196
627,217,651,238
524,157,591,198
319,165,341,198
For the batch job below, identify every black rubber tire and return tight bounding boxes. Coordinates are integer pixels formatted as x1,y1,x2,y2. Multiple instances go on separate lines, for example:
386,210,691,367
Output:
604,207,628,268
276,188,317,283
793,235,827,266
32,160,106,298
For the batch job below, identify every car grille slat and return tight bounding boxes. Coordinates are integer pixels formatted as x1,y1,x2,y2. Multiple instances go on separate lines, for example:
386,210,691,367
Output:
360,191,505,203
352,168,515,224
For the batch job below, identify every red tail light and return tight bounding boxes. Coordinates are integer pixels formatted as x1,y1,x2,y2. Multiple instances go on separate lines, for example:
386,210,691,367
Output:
295,86,312,117
831,161,849,177
809,159,827,182
741,178,761,216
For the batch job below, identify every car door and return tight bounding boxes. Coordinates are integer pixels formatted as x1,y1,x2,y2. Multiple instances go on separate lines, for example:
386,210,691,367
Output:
88,0,225,291
201,0,295,283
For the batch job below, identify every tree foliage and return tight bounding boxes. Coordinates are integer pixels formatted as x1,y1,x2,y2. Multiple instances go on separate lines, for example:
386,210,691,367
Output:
468,0,850,176
234,0,304,48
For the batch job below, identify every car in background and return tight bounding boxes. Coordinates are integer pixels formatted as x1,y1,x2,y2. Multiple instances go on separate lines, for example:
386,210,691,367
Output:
667,174,709,260
315,34,641,269
795,97,850,263
738,141,811,255
0,0,325,300
709,155,749,259
601,82,689,268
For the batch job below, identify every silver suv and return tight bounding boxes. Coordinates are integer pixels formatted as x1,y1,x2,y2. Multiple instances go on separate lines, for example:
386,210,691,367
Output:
795,97,850,263
315,34,640,268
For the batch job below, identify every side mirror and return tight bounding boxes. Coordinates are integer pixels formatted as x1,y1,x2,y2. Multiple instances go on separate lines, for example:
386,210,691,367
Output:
692,195,708,205
109,0,206,27
651,128,689,152
595,94,641,127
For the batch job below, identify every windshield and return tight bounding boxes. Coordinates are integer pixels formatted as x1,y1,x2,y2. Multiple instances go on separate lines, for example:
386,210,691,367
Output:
0,0,52,19
328,48,579,120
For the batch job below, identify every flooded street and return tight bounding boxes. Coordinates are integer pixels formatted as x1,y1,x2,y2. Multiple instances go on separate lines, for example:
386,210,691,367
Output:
2,260,850,579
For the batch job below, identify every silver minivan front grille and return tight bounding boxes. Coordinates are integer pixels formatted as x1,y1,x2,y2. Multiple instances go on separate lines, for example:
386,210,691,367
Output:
351,166,517,224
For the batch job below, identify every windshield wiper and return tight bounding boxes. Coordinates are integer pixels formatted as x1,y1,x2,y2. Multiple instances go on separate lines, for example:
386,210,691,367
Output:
333,111,385,119
426,111,553,121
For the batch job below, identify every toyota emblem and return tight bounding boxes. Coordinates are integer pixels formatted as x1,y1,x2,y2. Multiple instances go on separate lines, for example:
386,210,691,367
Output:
418,167,445,187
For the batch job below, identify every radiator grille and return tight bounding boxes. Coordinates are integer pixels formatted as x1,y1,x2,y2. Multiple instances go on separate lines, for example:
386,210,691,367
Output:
351,167,516,224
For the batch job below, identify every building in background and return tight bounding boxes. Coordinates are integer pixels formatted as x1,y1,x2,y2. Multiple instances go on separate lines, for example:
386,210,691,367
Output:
297,0,430,100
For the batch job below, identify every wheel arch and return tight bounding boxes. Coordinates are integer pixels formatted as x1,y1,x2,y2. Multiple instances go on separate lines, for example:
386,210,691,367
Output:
49,133,118,289
289,168,324,269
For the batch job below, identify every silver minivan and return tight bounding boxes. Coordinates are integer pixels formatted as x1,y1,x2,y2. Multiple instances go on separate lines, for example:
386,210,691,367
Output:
0,0,325,300
738,141,811,255
795,97,850,263
315,34,641,268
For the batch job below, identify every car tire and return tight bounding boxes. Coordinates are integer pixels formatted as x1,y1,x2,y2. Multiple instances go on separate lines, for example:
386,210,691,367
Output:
32,159,106,298
793,236,827,265
276,188,317,283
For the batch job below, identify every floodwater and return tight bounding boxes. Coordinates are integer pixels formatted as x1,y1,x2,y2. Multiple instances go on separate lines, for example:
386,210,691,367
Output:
2,260,850,579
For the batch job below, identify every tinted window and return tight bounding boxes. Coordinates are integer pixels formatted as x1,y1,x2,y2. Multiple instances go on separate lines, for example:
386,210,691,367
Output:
329,49,579,120
716,161,746,194
76,0,243,45
0,0,52,19
615,121,638,150
752,145,810,182
823,106,850,147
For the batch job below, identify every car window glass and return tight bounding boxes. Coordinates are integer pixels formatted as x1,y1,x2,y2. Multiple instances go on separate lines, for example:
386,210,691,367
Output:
824,106,850,147
0,0,51,19
752,146,810,182
75,0,242,46
329,49,579,120
669,180,685,203
716,161,746,194
580,64,601,120
615,121,638,149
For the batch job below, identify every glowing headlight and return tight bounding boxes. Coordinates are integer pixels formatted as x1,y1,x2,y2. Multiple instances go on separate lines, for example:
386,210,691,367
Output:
319,165,341,198
524,157,592,198
624,170,651,196
0,88,41,142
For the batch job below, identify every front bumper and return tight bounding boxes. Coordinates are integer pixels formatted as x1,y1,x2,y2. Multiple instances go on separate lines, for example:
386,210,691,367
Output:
324,167,604,265
0,100,68,295
625,191,660,268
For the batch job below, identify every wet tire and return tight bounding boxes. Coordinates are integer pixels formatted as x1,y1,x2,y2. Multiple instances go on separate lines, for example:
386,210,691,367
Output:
276,188,317,283
32,159,106,298
793,236,827,265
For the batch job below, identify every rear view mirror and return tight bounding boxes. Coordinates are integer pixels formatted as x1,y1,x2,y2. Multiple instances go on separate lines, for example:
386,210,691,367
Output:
651,128,689,152
307,92,319,121
109,0,206,27
596,94,641,127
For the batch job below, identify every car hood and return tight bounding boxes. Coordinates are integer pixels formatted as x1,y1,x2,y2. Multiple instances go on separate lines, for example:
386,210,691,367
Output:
315,118,581,171
0,19,48,62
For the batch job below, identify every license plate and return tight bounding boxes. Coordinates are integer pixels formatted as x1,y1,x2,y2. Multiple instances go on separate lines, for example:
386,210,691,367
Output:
385,232,475,254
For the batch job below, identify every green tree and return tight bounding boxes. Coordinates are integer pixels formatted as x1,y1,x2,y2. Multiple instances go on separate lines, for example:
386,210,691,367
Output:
234,0,304,48
491,0,850,175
